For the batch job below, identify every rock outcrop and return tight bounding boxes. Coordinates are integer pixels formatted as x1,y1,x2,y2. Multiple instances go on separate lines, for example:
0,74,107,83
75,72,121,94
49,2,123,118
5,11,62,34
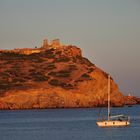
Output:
124,95,140,105
0,39,126,109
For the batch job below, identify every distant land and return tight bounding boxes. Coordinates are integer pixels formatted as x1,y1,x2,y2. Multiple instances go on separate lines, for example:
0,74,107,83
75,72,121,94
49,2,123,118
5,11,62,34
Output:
0,38,139,109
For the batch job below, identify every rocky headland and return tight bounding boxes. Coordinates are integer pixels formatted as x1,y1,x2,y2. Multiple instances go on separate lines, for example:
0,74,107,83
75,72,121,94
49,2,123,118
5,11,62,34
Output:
0,38,139,109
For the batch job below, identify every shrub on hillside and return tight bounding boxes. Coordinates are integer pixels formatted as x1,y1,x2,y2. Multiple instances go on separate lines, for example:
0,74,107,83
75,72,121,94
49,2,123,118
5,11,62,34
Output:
6,69,19,77
74,73,92,83
0,72,9,78
88,68,94,73
61,83,74,89
48,70,71,78
46,64,56,70
81,73,90,78
56,70,71,77
68,64,78,71
48,72,56,76
12,78,26,83
48,79,62,86
43,49,55,59
48,79,74,89
81,57,94,66
54,57,70,63
30,72,49,81
34,75,49,81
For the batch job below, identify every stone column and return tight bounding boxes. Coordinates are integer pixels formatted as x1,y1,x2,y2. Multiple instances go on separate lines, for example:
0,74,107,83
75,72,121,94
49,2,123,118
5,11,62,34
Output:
43,38,49,48
51,39,60,47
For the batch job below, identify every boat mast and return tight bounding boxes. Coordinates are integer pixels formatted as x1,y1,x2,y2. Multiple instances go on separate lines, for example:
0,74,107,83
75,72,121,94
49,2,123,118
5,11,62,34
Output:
108,75,111,121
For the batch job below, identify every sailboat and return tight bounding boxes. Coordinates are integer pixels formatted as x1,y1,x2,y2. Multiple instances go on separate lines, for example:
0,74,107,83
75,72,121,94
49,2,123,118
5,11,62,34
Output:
96,75,130,127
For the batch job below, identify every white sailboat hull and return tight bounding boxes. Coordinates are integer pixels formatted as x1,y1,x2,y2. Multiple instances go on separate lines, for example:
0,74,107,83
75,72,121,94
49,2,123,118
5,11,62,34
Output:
97,120,130,127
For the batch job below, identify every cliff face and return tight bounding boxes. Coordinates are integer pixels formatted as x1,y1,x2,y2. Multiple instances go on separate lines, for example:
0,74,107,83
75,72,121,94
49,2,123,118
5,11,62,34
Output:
0,39,125,109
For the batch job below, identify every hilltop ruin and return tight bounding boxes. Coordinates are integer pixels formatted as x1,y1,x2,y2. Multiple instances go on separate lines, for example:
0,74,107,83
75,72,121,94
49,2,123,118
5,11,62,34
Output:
0,38,63,55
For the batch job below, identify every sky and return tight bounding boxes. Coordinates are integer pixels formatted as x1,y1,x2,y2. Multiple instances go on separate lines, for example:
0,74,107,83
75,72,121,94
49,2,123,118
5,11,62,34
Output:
0,0,140,96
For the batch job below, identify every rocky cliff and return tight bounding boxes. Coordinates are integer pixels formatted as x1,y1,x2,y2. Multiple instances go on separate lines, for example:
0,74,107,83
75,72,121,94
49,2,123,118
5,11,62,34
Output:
0,39,125,109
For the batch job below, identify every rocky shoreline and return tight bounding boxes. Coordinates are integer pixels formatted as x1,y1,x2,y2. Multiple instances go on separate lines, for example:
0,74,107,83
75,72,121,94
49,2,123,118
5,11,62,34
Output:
124,95,140,106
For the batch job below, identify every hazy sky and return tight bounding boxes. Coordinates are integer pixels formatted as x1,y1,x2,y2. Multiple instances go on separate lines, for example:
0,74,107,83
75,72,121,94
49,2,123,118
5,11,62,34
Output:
0,0,140,96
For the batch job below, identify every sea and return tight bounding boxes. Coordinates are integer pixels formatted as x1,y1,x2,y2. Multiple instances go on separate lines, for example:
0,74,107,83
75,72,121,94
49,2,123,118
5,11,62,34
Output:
0,105,140,140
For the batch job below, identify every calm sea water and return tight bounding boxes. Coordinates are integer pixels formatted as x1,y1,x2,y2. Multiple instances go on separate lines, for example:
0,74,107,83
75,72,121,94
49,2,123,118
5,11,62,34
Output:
0,106,140,140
